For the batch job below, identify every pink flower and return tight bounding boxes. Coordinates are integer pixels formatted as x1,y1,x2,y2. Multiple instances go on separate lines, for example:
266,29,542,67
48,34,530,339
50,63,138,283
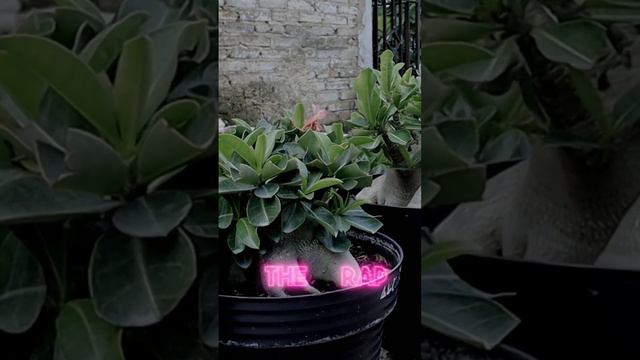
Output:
302,104,327,132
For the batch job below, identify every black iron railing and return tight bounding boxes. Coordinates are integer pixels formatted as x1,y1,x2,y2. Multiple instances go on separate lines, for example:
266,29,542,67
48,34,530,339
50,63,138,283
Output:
372,0,421,71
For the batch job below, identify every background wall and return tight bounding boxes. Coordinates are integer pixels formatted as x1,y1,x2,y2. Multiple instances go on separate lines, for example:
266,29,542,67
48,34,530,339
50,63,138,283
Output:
219,0,370,123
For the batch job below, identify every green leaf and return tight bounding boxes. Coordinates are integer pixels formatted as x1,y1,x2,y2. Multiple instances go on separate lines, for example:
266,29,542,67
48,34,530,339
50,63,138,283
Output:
54,300,124,360
218,178,256,194
436,120,479,160
318,230,351,253
445,39,515,82
136,119,210,183
218,197,233,230
0,169,121,224
422,263,519,350
80,12,150,73
152,99,200,130
113,191,192,238
282,202,306,233
235,218,260,250
387,129,412,146
89,229,196,327
247,195,281,227
422,127,468,177
143,20,209,121
292,103,305,129
343,208,383,234
56,129,129,195
422,42,494,73
302,203,338,236
531,20,610,70
17,11,56,37
254,183,279,198
0,233,46,334
0,35,121,149
114,35,151,151
354,68,383,126
219,133,257,168
226,228,243,255
54,0,105,22
304,177,343,194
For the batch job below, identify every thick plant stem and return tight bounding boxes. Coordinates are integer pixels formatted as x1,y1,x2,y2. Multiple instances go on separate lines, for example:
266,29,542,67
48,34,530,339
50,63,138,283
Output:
259,228,361,297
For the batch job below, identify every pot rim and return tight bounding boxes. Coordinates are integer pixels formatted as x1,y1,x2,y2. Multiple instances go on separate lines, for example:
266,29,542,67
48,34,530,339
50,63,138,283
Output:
220,231,404,300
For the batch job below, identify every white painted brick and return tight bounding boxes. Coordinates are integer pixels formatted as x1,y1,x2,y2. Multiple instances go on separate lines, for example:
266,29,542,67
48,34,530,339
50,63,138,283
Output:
226,0,257,8
258,0,288,8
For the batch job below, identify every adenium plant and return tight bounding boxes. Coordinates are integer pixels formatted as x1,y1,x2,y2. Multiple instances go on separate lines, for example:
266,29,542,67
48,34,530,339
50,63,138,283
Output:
219,104,383,297
0,0,217,358
351,50,422,208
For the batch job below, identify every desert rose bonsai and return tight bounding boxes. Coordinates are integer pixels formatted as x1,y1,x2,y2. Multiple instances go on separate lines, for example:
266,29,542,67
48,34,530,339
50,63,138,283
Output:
424,0,640,267
351,50,422,208
219,105,384,296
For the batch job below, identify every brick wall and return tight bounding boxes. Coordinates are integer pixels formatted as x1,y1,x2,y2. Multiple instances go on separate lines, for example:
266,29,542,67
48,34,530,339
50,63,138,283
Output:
219,0,371,123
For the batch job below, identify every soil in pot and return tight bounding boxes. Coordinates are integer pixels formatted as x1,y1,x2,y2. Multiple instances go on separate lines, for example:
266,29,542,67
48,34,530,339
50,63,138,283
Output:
219,232,403,360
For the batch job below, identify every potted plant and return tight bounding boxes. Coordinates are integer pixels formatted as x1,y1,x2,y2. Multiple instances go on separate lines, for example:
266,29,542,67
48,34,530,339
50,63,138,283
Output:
424,0,640,357
0,0,218,358
217,106,403,359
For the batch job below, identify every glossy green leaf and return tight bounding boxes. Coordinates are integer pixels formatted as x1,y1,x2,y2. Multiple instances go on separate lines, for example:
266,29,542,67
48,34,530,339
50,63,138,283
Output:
422,263,519,350
318,230,351,253
303,177,343,194
56,129,129,195
89,229,196,327
387,129,412,146
302,203,338,236
292,103,305,129
152,99,200,130
219,133,256,168
54,300,124,360
0,169,121,224
445,39,515,82
531,20,610,70
80,12,150,73
143,20,209,121
0,233,46,334
254,183,279,198
247,195,281,227
112,191,192,238
422,42,495,73
282,202,306,233
343,208,383,234
218,196,233,230
235,218,260,250
114,35,152,151
54,0,105,22
136,119,209,183
218,178,256,194
0,35,120,148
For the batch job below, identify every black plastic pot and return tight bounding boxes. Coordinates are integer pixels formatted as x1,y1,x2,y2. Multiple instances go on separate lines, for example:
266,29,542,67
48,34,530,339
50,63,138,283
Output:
362,203,421,359
449,254,640,359
219,231,403,360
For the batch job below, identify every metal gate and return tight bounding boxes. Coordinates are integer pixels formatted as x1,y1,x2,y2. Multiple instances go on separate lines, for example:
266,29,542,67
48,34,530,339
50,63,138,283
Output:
372,0,421,71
